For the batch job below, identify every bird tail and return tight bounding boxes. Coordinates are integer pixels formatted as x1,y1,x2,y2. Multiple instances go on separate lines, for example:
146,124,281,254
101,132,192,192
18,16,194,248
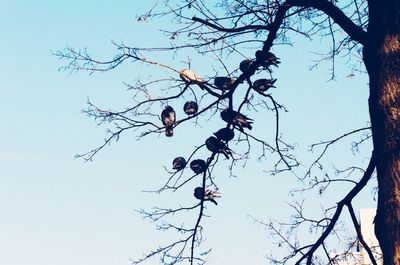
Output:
165,127,174,137
222,149,232,159
210,198,218,205
212,192,221,198
236,125,244,132
197,82,207,90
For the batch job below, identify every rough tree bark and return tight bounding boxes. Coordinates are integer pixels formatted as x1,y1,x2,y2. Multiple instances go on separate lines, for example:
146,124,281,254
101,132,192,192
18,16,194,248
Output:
365,0,400,264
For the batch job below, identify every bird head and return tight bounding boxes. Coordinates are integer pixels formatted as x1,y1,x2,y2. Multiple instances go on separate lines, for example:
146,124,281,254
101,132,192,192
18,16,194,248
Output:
183,101,199,115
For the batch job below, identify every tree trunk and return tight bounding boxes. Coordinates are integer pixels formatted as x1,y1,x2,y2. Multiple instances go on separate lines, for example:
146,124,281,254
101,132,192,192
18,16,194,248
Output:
364,1,400,264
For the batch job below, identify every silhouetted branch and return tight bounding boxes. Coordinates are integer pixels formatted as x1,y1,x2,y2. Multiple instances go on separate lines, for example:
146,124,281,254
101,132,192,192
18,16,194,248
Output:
347,203,378,265
192,16,272,32
295,151,376,265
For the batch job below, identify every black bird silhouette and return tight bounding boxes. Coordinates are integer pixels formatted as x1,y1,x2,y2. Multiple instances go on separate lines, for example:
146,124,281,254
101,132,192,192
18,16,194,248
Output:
161,105,176,137
255,50,281,68
220,108,253,131
172,157,186,171
239,59,255,73
190,159,207,174
205,136,232,159
253,78,276,95
214,77,235,90
193,187,221,205
214,127,235,142
183,101,198,115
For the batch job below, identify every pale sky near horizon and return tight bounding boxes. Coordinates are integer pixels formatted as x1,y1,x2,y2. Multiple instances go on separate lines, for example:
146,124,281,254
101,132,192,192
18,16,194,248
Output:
1,1,377,265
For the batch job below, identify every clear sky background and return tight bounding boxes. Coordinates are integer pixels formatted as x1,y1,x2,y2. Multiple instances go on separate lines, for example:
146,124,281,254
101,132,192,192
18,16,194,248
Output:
1,1,377,265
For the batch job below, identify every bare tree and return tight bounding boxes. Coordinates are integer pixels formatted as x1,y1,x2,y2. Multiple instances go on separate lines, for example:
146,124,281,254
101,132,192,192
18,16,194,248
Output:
56,0,400,264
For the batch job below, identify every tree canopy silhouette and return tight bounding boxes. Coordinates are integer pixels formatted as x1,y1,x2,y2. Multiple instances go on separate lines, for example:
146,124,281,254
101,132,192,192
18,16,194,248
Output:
56,0,400,264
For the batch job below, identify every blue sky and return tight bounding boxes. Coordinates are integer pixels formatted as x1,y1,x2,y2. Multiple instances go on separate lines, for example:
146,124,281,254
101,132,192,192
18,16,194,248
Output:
1,1,376,265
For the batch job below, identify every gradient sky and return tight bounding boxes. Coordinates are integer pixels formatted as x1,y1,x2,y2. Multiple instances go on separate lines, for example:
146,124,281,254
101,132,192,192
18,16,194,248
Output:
1,1,377,265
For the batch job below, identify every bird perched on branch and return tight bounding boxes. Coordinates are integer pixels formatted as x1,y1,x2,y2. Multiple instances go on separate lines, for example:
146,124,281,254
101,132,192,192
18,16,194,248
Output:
179,69,203,83
239,59,255,73
221,108,253,131
183,101,198,115
190,159,207,174
214,76,235,90
172,157,186,171
161,105,176,137
253,78,276,95
193,187,221,205
214,127,235,142
255,50,281,68
205,136,232,159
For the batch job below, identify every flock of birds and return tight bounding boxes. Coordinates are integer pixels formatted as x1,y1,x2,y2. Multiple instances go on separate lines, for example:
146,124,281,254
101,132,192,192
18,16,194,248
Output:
161,51,280,205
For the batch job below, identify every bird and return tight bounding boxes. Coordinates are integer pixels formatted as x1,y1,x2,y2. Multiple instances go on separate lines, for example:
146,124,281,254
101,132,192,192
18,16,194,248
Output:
179,69,203,83
205,136,232,159
161,105,176,137
213,127,235,142
183,101,199,115
220,108,253,131
214,77,235,90
190,159,207,174
253,78,277,95
193,187,221,205
172,157,186,171
255,50,281,68
239,59,255,73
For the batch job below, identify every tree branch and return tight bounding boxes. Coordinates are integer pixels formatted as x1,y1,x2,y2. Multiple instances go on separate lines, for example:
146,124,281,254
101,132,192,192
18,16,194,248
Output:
347,203,378,265
192,16,272,33
285,0,367,44
295,151,376,265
